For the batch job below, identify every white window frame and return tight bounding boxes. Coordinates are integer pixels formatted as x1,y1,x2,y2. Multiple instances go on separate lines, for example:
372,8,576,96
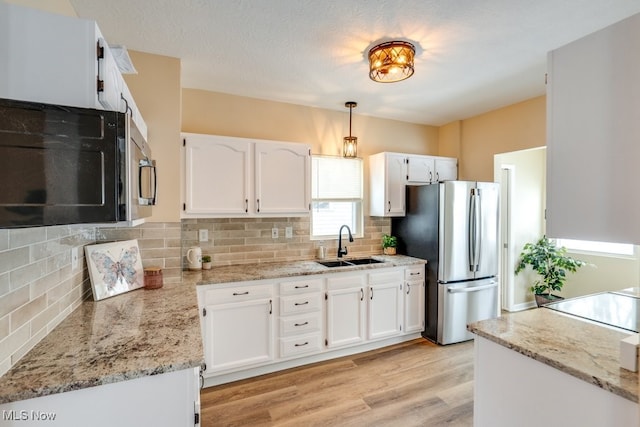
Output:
310,156,363,240
555,238,636,258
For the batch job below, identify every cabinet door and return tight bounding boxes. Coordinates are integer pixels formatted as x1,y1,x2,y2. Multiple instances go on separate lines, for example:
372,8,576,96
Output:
184,135,251,215
434,158,458,182
203,298,274,373
407,155,434,184
255,141,310,214
326,287,366,348
404,280,425,333
368,282,402,340
385,153,407,216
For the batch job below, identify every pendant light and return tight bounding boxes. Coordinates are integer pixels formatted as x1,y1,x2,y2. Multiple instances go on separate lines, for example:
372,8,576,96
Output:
343,101,358,158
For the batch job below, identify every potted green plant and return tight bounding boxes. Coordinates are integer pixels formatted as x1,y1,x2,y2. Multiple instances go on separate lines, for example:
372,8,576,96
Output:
201,255,212,270
382,234,397,255
515,236,586,307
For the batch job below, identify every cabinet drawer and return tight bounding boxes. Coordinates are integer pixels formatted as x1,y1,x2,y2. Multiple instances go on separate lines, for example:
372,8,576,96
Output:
279,334,322,358
280,293,322,315
279,312,322,336
405,266,424,280
369,270,403,285
280,278,323,295
202,284,273,306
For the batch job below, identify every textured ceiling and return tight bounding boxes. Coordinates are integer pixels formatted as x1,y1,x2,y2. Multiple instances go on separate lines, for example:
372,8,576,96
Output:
68,0,640,125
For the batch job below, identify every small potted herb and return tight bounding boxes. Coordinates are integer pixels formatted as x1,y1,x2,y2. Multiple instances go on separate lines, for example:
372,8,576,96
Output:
201,255,212,270
382,234,397,255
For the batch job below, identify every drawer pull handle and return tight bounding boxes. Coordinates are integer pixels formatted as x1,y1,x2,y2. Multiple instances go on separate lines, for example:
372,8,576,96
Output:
232,291,249,296
295,342,309,347
294,301,309,306
409,272,420,276
294,284,309,289
294,321,309,327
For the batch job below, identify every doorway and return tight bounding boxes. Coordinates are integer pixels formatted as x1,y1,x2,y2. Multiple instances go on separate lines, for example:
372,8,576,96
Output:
494,147,546,311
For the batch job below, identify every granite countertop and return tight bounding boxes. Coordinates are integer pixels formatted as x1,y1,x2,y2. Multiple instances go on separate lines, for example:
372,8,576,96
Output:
468,308,639,403
182,254,426,286
0,282,204,404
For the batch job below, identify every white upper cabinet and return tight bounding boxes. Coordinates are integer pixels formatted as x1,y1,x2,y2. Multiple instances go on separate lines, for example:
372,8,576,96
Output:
182,133,311,217
0,3,147,134
184,134,251,215
370,152,458,216
406,155,434,184
434,157,458,182
369,152,407,217
546,13,640,243
255,142,311,215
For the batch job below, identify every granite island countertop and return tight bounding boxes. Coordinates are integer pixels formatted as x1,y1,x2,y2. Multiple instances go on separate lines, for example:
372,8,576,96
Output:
181,254,426,286
468,308,639,403
0,281,204,404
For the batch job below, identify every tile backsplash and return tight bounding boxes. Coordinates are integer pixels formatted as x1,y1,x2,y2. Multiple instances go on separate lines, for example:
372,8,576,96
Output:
0,222,181,377
181,216,391,267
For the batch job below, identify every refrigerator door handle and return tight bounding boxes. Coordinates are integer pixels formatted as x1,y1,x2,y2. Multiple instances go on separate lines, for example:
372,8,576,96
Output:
469,188,481,272
447,281,497,294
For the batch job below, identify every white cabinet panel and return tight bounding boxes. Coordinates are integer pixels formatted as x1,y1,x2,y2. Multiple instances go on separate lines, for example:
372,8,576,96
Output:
546,13,640,243
404,267,425,334
203,298,274,373
434,157,458,182
255,142,311,214
407,155,434,183
368,282,402,340
369,152,406,217
184,134,251,215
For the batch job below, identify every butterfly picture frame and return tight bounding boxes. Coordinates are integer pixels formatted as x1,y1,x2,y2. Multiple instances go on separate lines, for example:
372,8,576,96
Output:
85,239,145,301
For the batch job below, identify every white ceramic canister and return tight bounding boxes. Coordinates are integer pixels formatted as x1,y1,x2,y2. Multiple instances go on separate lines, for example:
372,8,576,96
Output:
186,246,202,270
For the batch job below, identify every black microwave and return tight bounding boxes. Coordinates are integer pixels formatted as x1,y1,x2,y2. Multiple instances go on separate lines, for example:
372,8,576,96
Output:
0,98,156,228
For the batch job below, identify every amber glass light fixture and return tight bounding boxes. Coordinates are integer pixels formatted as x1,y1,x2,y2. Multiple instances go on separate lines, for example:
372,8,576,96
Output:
368,41,415,83
343,102,358,158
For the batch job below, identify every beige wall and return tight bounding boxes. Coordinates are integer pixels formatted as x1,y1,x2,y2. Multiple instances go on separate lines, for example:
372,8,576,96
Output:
452,96,546,181
125,51,182,222
182,89,438,158
5,0,76,16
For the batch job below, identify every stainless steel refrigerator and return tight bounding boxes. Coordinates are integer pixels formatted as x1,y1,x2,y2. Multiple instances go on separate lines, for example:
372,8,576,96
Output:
392,181,499,345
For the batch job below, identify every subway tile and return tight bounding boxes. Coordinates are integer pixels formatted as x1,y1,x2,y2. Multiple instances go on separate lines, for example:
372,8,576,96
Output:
47,277,73,306
0,286,29,319
0,247,30,273
9,228,47,249
9,260,47,291
0,314,9,341
0,229,9,251
30,303,61,336
10,294,46,332
11,327,47,365
0,323,30,364
0,273,9,298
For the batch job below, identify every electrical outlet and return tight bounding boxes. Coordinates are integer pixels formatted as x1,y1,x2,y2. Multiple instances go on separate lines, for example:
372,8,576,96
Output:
285,226,293,238
71,247,79,271
198,229,208,242
272,228,279,239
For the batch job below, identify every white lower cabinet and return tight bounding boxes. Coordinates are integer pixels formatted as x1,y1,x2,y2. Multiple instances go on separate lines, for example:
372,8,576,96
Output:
326,274,367,348
201,284,275,373
367,271,403,340
0,367,201,427
404,266,426,333
198,265,424,384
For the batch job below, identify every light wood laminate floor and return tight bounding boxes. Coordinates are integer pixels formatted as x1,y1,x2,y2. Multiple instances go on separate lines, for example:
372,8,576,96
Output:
200,339,474,426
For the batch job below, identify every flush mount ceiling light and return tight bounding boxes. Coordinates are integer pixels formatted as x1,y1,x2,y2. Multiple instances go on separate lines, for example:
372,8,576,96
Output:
343,101,358,158
368,40,415,83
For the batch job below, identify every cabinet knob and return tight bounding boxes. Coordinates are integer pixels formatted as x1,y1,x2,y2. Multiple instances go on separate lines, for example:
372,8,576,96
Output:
388,201,391,212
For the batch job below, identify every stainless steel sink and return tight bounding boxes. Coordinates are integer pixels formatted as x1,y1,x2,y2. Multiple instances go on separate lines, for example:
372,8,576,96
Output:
316,257,385,268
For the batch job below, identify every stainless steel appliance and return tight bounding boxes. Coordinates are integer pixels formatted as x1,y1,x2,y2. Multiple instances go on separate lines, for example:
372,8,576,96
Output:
0,98,156,227
392,181,500,344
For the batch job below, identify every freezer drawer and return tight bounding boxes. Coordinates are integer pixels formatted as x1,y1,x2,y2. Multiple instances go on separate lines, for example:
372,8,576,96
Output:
437,278,498,344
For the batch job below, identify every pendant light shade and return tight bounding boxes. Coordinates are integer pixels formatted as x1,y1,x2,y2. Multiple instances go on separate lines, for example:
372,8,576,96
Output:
368,41,415,83
343,102,357,158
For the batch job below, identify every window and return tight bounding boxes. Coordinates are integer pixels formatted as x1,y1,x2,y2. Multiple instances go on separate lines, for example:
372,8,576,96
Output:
311,156,363,239
555,238,635,257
